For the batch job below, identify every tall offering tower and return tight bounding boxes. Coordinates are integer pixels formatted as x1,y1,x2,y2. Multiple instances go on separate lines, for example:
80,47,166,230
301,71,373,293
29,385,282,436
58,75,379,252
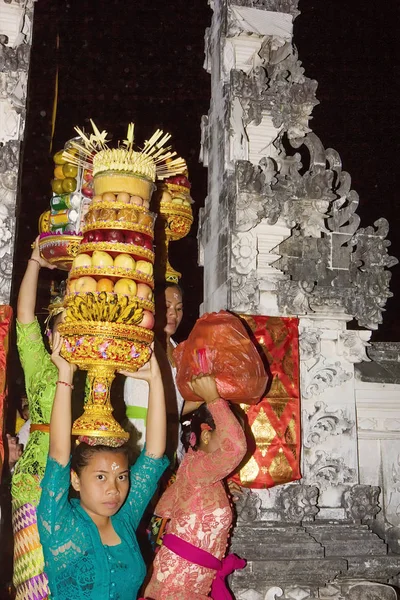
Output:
199,1,400,598
56,121,185,444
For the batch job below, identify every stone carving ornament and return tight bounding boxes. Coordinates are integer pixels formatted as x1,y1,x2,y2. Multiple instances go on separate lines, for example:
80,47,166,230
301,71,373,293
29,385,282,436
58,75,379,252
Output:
229,267,260,312
276,484,319,522
236,487,262,522
270,133,398,329
303,402,353,449
308,450,356,490
342,484,381,522
301,357,353,400
232,44,318,138
0,2,33,304
229,25,397,329
336,331,370,364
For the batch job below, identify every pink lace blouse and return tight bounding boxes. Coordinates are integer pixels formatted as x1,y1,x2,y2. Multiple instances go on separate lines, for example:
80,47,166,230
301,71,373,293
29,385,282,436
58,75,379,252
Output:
145,398,246,600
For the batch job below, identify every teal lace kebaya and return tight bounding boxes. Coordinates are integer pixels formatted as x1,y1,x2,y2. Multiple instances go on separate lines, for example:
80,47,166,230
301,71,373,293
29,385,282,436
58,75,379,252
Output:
38,449,168,600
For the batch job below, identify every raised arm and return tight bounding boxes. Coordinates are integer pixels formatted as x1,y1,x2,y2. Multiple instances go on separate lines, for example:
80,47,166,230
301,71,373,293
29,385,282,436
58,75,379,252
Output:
145,353,166,458
48,332,74,466
120,348,166,458
17,236,55,324
188,376,247,485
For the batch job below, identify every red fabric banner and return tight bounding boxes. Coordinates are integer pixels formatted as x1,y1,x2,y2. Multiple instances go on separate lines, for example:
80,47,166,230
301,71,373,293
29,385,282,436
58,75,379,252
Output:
0,305,13,479
230,315,301,489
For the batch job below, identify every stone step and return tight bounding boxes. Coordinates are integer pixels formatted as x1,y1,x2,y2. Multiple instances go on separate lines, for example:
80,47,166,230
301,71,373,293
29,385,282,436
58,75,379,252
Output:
233,558,347,588
305,524,388,557
231,525,324,560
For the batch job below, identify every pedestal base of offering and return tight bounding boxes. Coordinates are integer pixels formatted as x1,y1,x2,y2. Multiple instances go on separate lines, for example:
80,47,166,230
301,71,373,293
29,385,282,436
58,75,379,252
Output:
58,318,153,445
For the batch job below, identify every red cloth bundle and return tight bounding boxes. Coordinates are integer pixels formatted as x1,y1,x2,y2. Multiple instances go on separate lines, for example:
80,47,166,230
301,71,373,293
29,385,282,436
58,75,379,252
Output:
173,310,267,405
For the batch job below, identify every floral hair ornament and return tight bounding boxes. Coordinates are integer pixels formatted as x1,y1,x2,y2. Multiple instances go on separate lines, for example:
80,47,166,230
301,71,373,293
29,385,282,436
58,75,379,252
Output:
200,423,212,432
189,432,197,447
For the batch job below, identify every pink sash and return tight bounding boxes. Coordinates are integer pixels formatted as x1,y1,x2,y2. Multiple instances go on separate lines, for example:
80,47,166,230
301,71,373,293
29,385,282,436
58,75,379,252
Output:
162,533,246,599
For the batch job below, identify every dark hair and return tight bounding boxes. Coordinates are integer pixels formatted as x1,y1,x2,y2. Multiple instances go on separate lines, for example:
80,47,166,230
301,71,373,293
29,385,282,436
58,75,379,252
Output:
155,282,184,300
181,403,215,452
71,442,129,476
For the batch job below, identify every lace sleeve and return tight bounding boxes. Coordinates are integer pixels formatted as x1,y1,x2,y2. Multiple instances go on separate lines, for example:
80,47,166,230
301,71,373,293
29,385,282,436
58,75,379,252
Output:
16,318,52,395
187,399,247,486
37,456,72,542
122,449,169,529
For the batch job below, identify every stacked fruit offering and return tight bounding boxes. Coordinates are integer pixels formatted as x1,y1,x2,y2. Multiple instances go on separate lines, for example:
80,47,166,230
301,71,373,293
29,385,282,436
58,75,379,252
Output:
38,147,92,270
67,190,155,332
56,120,187,444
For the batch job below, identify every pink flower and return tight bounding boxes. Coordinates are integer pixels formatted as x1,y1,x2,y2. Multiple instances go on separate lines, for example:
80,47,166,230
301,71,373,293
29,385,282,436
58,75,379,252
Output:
189,432,197,447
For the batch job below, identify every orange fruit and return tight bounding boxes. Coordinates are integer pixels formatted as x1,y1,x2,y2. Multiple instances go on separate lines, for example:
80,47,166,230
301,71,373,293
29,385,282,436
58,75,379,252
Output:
51,179,64,194
62,177,77,193
97,278,114,293
54,165,65,179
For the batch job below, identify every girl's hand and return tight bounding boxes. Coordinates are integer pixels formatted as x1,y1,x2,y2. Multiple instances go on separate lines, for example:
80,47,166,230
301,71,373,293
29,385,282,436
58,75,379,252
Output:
51,332,74,379
189,374,219,404
119,346,160,383
227,479,244,503
30,236,55,270
6,434,23,470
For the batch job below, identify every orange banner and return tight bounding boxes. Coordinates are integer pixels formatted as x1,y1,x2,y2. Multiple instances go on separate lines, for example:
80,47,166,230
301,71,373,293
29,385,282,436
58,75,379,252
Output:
0,305,13,479
231,315,301,489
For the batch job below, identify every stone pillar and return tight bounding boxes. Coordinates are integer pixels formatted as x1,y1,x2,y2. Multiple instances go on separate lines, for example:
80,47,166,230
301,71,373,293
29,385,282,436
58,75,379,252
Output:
0,0,35,303
199,1,400,597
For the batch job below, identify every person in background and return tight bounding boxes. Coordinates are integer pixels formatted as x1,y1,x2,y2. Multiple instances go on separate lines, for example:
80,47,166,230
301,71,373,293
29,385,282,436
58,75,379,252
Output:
11,236,60,600
123,282,201,462
37,335,168,600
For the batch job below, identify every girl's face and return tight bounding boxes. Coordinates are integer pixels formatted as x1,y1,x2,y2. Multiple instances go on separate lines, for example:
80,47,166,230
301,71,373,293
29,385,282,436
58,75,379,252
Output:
71,451,129,520
164,286,183,337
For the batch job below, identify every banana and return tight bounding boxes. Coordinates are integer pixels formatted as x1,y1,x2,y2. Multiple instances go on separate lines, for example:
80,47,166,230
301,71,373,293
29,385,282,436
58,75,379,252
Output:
118,301,139,324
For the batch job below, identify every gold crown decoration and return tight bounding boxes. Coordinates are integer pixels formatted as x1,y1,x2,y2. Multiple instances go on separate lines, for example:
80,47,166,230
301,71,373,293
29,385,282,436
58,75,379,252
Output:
63,121,187,201
56,121,187,446
154,171,194,283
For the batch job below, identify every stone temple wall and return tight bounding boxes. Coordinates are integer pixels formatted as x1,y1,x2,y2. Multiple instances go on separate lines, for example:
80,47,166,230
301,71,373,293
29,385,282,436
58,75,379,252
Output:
0,0,35,304
198,1,400,598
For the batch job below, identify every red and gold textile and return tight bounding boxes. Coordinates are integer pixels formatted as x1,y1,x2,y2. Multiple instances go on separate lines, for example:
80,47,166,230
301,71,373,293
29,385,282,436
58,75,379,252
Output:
0,305,12,478
231,315,301,489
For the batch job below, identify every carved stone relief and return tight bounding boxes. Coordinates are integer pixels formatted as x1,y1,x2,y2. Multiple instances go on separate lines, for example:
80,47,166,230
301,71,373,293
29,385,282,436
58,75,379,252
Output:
230,127,397,329
231,231,258,274
301,357,353,400
342,484,381,522
229,267,260,312
0,1,34,304
236,487,262,523
303,401,353,449
337,331,371,364
276,484,319,522
308,450,356,490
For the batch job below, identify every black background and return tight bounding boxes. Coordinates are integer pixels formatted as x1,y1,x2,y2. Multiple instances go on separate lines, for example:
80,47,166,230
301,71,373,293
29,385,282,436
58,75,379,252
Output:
11,0,400,342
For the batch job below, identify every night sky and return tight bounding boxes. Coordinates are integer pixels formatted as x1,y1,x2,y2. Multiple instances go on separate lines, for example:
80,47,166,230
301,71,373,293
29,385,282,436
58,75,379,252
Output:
12,0,400,342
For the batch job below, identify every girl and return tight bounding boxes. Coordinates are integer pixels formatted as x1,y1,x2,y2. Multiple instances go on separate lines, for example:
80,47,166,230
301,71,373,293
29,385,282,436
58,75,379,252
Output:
11,236,57,600
37,333,169,600
143,375,247,600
